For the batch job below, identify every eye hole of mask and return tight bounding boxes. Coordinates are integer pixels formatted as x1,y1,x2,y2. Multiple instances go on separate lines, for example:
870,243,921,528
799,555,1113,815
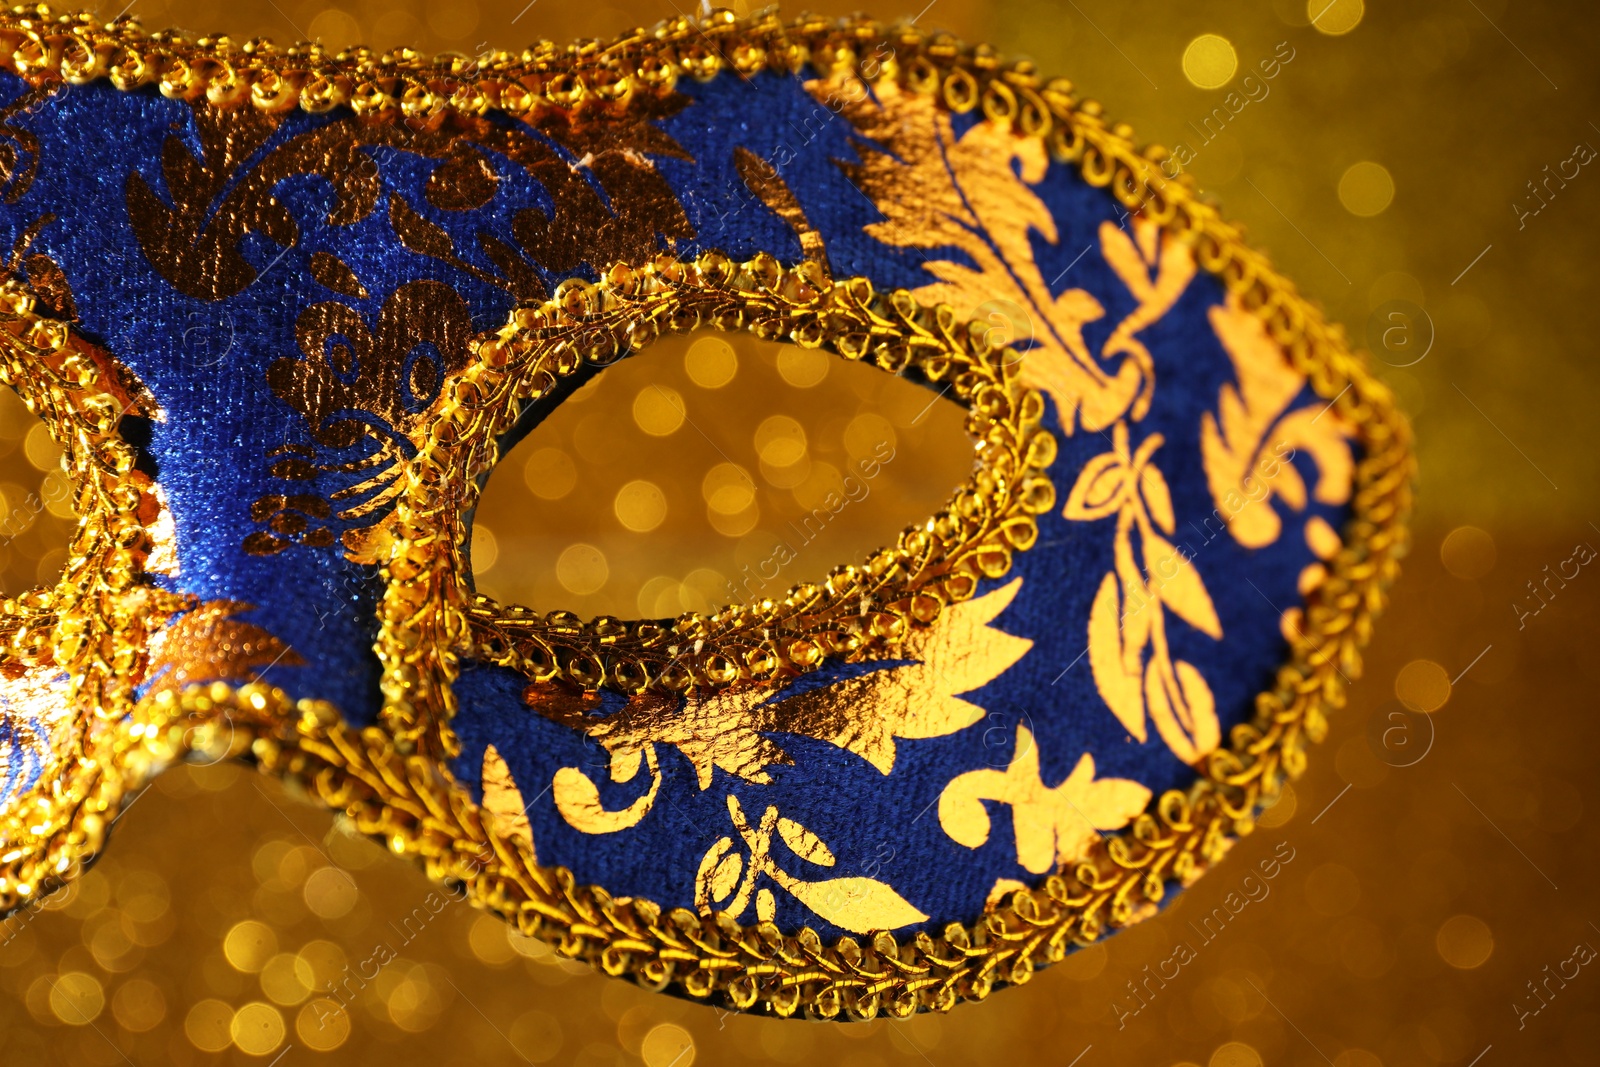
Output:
0,387,79,596
472,330,972,619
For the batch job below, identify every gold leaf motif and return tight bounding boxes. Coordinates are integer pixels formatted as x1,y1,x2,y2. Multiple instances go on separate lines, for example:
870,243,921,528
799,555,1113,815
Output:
142,600,303,701
733,146,830,274
1201,298,1356,549
532,579,1032,819
1087,572,1145,741
813,74,1181,433
777,816,837,867
481,744,535,858
938,725,1152,874
1068,424,1223,764
551,744,661,835
755,577,1032,775
784,876,929,934
694,796,927,934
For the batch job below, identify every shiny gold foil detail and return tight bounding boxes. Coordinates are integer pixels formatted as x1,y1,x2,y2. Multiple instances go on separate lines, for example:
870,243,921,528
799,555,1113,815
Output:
813,75,1190,435
694,794,928,935
1068,422,1222,765
733,146,831,274
939,724,1152,875
1202,296,1356,549
0,7,1414,1022
142,600,303,701
539,575,1031,837
480,743,536,857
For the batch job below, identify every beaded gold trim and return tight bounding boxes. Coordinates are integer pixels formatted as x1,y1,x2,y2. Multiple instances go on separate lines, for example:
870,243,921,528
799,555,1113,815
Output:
0,277,187,905
0,6,1414,1019
376,255,1055,759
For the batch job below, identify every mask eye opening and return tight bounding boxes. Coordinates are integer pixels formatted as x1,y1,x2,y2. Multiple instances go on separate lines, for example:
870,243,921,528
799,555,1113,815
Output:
375,254,1057,744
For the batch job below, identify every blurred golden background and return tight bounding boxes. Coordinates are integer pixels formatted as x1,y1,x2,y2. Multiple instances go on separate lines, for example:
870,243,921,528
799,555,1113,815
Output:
4,1,1599,1065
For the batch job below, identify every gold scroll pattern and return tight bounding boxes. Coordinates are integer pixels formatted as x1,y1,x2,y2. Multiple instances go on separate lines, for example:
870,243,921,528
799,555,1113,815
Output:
538,579,1032,835
823,72,1352,769
1202,297,1356,550
817,70,1224,765
694,794,928,935
1067,422,1223,765
939,724,1151,875
481,744,536,858
811,74,1195,436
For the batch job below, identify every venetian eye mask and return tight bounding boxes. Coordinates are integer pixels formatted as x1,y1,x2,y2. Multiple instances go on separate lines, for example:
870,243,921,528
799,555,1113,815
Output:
0,8,1411,1019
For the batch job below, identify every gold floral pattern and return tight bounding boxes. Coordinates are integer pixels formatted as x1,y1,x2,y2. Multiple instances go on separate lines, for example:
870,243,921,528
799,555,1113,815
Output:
814,77,1194,436
939,724,1151,875
540,580,1033,833
694,795,928,935
1202,297,1355,549
0,7,1414,1023
1068,422,1223,764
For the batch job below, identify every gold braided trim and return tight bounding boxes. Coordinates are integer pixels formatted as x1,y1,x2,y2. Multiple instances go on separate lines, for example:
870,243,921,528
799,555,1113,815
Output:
0,278,186,904
376,255,1055,758
138,679,1241,1019
0,5,1415,1018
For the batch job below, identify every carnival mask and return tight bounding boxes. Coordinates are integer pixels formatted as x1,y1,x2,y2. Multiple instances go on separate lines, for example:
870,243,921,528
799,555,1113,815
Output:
0,7,1410,1019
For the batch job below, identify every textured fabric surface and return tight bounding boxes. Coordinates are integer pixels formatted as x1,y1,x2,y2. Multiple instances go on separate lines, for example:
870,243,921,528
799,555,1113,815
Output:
0,68,1351,940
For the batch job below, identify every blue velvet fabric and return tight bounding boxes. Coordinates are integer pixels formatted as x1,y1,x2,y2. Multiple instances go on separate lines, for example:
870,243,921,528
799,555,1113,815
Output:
0,69,1349,940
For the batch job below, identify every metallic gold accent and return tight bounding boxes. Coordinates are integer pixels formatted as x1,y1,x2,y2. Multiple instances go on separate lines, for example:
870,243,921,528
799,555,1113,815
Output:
1068,422,1223,764
694,795,928,935
734,146,830,275
1202,296,1356,549
542,579,1033,812
0,6,1415,1022
816,73,1158,435
481,743,535,857
141,599,303,701
938,724,1152,875
0,274,189,908
384,252,1055,765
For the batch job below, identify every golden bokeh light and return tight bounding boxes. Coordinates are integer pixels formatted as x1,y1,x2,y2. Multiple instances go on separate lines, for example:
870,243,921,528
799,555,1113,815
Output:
110,977,167,1032
683,335,739,388
775,344,830,387
184,998,235,1053
556,542,609,595
306,9,361,50
1395,658,1452,712
1436,915,1494,969
1338,160,1395,216
754,414,808,468
48,972,104,1025
296,998,352,1051
613,479,669,533
1309,0,1364,35
1182,34,1238,89
522,446,578,500
642,1022,697,1067
701,462,758,516
223,921,278,974
1209,1041,1263,1067
231,1000,287,1055
473,328,968,617
471,523,500,573
259,952,315,1006
302,867,359,919
1440,525,1497,580
632,385,687,436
